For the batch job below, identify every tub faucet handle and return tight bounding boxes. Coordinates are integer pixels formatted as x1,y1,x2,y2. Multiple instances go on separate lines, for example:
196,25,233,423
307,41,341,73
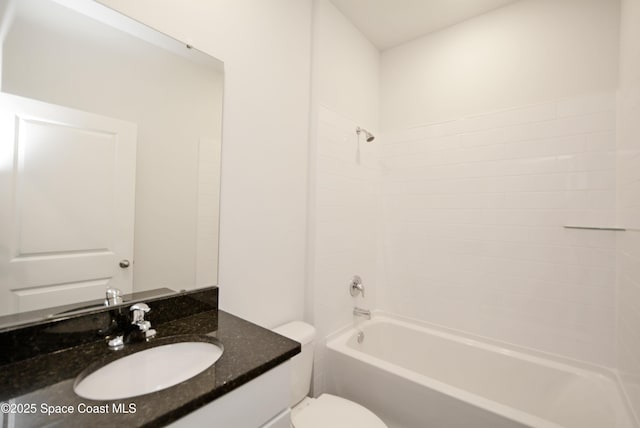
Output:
350,275,365,298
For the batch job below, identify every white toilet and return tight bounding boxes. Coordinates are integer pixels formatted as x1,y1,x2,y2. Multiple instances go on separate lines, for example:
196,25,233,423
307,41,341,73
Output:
273,321,388,428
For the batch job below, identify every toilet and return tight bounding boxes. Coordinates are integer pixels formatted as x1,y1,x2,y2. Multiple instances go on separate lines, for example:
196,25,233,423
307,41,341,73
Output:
273,321,388,428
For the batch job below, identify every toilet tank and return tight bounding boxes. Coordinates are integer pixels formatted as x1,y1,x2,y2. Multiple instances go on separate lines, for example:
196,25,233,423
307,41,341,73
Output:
273,321,316,407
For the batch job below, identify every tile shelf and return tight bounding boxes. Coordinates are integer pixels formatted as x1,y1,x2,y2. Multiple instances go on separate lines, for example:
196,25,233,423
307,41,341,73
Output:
563,225,626,231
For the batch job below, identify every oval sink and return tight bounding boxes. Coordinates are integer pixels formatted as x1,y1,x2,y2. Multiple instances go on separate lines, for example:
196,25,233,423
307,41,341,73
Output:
74,340,223,400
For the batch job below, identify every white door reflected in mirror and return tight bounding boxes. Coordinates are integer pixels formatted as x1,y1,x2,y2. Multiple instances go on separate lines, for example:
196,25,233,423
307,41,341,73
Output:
0,93,136,315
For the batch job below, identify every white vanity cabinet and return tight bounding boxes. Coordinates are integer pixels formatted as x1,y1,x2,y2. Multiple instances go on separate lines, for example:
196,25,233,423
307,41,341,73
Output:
260,409,291,428
168,361,291,428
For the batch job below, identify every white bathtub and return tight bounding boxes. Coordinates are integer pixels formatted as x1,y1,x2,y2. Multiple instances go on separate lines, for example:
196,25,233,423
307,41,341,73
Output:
325,313,637,428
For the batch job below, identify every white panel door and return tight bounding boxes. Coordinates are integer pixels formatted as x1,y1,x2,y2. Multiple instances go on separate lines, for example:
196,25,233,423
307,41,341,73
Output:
0,92,137,315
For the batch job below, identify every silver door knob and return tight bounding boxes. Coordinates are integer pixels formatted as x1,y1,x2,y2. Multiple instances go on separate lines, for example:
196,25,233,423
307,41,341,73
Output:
119,259,131,269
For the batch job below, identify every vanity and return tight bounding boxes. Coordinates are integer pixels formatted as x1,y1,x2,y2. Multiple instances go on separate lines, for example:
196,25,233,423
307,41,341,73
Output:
0,1,300,425
0,287,300,427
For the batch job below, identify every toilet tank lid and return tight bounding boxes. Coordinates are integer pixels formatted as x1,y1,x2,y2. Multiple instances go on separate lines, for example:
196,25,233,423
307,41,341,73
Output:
273,321,316,345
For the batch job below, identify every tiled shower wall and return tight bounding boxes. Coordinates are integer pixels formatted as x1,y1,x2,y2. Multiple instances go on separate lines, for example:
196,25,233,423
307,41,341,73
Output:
380,92,618,366
311,106,379,393
617,0,640,418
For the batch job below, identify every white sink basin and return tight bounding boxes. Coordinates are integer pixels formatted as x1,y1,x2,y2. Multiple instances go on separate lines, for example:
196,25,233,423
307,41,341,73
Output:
74,341,223,400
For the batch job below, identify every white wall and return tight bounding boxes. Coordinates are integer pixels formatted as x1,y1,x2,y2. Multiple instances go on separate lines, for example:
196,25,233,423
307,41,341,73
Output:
312,0,379,129
616,0,640,419
308,0,380,394
379,0,621,365
99,0,312,327
381,0,620,130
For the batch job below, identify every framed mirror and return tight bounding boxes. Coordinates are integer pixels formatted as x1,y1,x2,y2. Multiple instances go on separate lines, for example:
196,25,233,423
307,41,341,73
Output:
0,0,224,325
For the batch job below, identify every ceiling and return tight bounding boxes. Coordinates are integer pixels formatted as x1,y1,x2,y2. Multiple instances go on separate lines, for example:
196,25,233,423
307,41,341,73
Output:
329,0,520,50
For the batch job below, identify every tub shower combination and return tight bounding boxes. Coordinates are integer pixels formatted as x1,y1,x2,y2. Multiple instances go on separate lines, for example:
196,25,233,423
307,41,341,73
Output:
325,314,636,428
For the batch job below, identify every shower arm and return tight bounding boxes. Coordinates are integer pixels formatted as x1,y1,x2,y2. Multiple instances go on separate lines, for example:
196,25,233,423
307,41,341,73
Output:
356,126,375,142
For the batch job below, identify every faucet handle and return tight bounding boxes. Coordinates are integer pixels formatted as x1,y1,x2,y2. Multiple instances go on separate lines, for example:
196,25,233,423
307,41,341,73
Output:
130,302,150,323
130,302,150,312
349,275,365,298
129,302,156,339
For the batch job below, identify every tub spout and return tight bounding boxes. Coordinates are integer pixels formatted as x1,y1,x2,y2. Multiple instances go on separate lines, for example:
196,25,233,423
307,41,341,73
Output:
353,307,371,320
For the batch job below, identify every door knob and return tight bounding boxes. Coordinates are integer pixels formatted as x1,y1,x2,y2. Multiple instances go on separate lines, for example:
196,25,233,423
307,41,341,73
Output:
119,259,131,269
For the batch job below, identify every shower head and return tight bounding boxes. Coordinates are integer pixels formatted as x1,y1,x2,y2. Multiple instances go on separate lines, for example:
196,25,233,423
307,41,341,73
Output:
356,126,375,142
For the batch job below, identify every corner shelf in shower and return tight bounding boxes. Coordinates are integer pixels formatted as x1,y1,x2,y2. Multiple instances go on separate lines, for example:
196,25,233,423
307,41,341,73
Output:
563,225,627,231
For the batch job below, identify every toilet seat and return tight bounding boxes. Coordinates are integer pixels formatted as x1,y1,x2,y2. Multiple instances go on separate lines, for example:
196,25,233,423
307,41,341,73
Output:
291,394,388,428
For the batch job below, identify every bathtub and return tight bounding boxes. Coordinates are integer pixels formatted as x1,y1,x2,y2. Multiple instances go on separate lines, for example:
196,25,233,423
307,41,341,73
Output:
325,313,637,428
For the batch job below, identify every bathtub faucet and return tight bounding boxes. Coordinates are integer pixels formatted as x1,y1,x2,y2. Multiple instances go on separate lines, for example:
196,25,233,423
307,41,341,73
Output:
353,307,371,320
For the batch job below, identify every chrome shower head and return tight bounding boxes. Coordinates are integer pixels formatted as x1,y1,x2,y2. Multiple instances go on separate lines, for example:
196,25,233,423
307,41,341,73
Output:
356,126,375,142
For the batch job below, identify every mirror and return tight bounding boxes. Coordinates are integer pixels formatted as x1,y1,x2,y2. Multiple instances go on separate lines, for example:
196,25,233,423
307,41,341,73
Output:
0,0,224,324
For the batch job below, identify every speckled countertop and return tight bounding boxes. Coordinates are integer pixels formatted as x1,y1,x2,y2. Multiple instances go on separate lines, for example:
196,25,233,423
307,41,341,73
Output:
0,289,300,427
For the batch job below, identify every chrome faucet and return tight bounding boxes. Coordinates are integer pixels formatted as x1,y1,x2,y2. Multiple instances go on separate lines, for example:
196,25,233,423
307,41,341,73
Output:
104,287,123,306
107,302,157,350
353,307,371,320
130,303,156,338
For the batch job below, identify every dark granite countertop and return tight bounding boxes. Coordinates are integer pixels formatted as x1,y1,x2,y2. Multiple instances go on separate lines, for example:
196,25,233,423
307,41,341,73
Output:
0,289,300,427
